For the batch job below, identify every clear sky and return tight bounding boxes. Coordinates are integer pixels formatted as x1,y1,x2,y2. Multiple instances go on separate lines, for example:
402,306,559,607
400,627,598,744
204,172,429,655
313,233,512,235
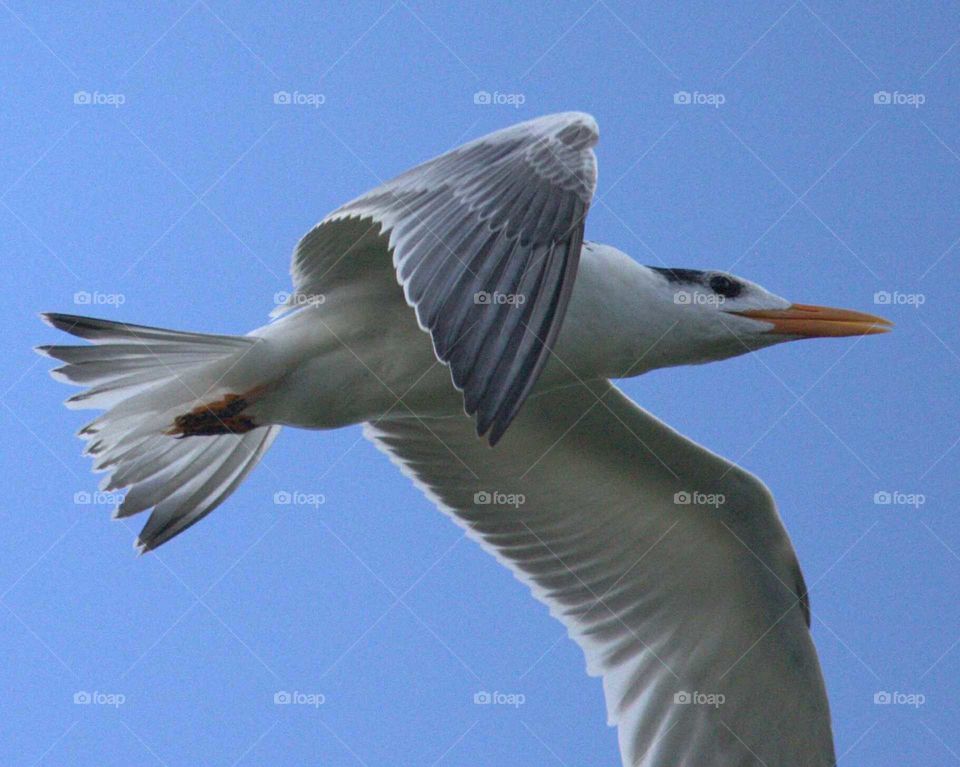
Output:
2,2,959,765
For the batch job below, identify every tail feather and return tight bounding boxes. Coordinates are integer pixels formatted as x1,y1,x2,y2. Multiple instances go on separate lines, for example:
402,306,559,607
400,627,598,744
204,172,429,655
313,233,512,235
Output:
133,427,279,552
40,312,253,348
39,313,280,553
107,437,181,488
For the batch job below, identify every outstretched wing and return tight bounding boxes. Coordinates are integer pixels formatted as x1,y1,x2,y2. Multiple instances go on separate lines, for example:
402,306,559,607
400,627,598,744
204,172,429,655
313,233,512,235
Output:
278,112,599,444
365,381,834,767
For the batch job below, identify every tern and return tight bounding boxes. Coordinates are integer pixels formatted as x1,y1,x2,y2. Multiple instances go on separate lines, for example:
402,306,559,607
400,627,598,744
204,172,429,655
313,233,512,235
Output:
41,112,890,766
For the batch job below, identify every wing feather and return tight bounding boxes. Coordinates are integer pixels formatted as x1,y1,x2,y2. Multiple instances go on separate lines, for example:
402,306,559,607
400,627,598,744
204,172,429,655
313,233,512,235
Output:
365,381,835,767
278,112,599,443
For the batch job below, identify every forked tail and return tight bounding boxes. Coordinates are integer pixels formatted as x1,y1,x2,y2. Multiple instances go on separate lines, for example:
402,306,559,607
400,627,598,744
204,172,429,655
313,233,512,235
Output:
38,313,280,552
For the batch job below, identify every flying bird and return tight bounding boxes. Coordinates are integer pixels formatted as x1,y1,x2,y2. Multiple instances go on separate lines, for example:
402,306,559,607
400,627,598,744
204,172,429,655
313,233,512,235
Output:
40,113,890,766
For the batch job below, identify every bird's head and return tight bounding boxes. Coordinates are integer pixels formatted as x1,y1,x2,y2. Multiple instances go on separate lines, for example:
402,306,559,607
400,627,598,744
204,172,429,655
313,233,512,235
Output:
630,265,892,370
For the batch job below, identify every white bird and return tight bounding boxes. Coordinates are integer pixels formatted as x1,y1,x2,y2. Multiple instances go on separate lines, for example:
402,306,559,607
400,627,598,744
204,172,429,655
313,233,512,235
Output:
41,113,890,766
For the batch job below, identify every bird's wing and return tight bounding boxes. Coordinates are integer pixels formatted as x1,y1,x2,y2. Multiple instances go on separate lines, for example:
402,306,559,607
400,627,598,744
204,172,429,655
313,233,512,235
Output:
279,112,599,444
365,380,834,767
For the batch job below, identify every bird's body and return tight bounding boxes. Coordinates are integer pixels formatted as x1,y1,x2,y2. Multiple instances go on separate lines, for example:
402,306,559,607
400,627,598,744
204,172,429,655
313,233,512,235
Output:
246,242,698,429
40,112,890,766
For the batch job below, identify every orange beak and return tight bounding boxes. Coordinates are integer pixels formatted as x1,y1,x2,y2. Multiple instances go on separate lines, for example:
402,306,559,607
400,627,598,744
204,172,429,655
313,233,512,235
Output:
728,303,893,338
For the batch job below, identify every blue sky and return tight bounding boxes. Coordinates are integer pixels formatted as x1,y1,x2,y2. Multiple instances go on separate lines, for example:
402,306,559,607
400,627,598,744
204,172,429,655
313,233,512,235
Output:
2,1,959,764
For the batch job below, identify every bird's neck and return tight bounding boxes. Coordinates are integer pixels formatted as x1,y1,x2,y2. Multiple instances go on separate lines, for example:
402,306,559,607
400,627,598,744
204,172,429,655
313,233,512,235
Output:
554,244,685,380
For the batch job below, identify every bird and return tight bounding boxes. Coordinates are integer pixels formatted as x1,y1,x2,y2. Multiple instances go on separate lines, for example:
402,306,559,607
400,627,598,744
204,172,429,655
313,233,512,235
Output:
40,112,890,766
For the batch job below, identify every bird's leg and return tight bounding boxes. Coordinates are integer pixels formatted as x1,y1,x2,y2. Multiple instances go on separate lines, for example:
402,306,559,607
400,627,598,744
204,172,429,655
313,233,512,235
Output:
166,385,268,437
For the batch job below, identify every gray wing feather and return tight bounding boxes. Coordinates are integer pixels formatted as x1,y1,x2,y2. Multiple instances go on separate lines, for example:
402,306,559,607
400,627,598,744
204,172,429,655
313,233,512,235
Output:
278,112,599,443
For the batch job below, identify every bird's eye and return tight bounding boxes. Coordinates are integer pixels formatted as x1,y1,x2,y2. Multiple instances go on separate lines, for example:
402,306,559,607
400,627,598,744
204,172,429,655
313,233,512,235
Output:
709,275,741,298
